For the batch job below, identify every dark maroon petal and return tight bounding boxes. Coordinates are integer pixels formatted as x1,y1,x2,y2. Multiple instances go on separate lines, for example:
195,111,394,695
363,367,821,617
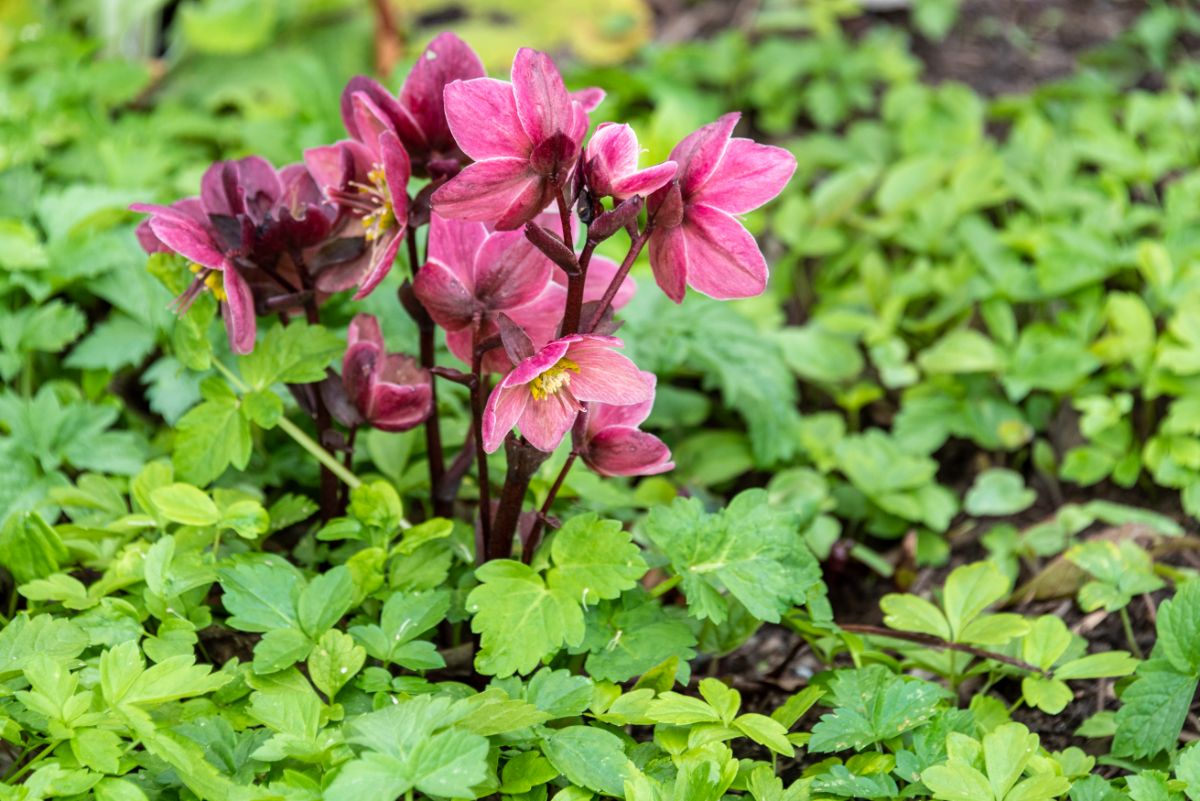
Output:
368,380,433,432
222,266,258,355
583,426,672,477
340,76,405,142
342,339,381,413
473,230,554,312
400,32,486,154
412,258,478,331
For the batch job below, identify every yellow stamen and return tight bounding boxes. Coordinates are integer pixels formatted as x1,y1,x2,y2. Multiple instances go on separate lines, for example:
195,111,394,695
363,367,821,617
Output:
189,263,202,274
529,357,580,401
203,271,227,302
361,164,395,242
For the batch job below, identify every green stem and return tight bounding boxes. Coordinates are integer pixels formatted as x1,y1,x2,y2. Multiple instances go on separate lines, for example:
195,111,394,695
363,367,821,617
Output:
1119,606,1144,659
648,574,682,599
3,741,55,783
211,359,361,490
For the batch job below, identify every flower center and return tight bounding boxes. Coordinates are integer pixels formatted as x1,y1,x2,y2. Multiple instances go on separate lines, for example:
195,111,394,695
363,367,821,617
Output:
359,165,395,242
529,357,580,401
189,262,227,301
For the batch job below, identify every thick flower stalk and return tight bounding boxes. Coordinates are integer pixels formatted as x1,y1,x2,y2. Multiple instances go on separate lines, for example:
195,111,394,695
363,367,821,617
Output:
482,335,651,453
432,48,601,230
646,112,797,302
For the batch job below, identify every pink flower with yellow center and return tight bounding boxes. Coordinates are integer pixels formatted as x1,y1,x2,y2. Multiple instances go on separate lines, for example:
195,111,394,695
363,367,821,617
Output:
481,335,651,453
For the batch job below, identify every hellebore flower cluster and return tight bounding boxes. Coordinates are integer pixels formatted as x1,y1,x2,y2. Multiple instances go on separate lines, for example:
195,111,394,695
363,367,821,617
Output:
133,32,794,560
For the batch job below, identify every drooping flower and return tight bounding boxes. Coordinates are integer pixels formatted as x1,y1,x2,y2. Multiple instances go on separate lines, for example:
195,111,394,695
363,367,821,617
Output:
133,157,338,353
580,373,673,477
339,33,485,178
583,123,676,201
412,213,558,372
481,335,651,453
646,112,796,302
342,314,433,432
303,126,411,299
432,48,600,230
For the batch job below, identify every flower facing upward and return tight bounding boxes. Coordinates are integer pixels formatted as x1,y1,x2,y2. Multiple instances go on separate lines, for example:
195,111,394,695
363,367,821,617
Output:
482,335,651,453
646,112,796,303
432,48,601,230
342,314,433,432
580,373,673,477
583,123,676,201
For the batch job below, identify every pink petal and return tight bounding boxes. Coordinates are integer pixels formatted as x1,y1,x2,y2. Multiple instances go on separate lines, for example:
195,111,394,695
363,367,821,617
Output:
412,258,478,330
474,231,553,312
671,113,739,199
692,138,796,214
647,224,688,304
584,426,673,477
342,340,380,411
483,384,530,453
351,92,398,156
353,228,405,300
340,76,404,144
585,123,638,197
431,158,551,231
611,161,678,201
504,339,573,387
135,207,226,269
587,373,656,433
572,87,605,112
347,313,384,350
380,131,411,220
427,213,488,274
518,391,580,452
443,78,531,161
678,204,769,300
368,382,432,432
222,266,257,355
506,285,568,346
563,340,652,406
400,32,486,151
511,48,572,144
200,161,235,216
233,156,284,211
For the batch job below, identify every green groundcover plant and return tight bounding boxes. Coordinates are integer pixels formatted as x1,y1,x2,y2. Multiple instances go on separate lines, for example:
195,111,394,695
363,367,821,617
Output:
4,1,1200,799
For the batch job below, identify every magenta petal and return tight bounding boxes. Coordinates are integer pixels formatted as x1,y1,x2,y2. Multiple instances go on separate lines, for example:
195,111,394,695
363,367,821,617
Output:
351,93,397,156
473,231,553,312
221,266,257,354
511,48,573,145
427,213,488,274
671,113,739,199
505,339,573,387
380,131,412,220
412,258,477,330
585,123,637,196
518,391,579,452
647,224,689,304
678,204,769,300
692,138,796,214
587,374,656,433
483,384,530,453
369,382,432,432
341,76,404,143
142,210,226,270
585,427,673,477
199,161,235,216
353,228,405,299
572,87,605,112
444,78,532,161
431,158,549,230
401,32,486,150
611,161,678,201
234,156,284,208
347,313,384,350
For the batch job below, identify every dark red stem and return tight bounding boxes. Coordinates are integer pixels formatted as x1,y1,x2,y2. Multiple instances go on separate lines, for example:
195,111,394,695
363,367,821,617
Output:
470,324,492,550
488,435,551,561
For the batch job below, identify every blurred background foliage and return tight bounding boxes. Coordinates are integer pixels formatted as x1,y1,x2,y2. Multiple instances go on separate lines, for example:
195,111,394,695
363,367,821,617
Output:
4,0,1200,583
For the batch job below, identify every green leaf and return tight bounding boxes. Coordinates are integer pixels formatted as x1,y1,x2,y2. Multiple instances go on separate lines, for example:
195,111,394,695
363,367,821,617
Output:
880,594,950,640
642,490,823,624
0,512,68,584
239,321,342,390
65,314,157,372
308,630,365,700
100,640,230,707
1178,743,1200,801
151,483,220,526
241,389,282,429
542,725,631,797
922,762,993,801
466,560,586,677
918,329,1004,375
297,565,354,638
776,325,864,384
809,665,948,752
173,395,252,486
349,590,449,670
218,558,303,632
1156,580,1200,676
734,713,794,756
964,469,1037,517
1112,659,1198,758
547,513,648,604
943,562,1011,641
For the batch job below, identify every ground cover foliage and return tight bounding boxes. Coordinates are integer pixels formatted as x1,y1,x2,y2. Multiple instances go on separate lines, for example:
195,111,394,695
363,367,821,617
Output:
2,0,1200,799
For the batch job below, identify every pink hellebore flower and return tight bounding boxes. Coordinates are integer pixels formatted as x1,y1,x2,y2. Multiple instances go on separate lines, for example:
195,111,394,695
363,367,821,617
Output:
339,33,485,178
342,314,433,432
433,48,601,230
583,123,676,201
646,112,796,302
482,335,651,453
133,156,336,354
581,373,673,477
304,127,411,299
411,213,558,372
